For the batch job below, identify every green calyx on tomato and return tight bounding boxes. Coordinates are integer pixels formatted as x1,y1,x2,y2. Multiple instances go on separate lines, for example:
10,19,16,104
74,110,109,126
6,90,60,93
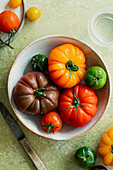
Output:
31,54,48,72
111,145,113,154
84,66,107,89
42,112,62,133
91,165,107,170
75,146,96,168
34,87,47,98
65,89,85,116
42,123,59,134
66,60,79,78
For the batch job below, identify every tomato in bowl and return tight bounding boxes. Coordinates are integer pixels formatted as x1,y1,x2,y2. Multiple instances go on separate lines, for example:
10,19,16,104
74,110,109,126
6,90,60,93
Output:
8,35,111,140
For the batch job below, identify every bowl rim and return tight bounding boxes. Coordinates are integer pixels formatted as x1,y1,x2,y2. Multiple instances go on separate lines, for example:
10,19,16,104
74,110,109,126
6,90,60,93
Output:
7,35,112,140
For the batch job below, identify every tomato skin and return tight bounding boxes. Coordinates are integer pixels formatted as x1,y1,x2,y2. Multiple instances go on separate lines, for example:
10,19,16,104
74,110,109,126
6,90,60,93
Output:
58,84,98,127
13,72,60,115
48,44,86,88
98,126,113,166
26,7,41,21
31,54,48,72
84,66,107,89
42,112,62,133
9,0,22,9
0,10,20,33
75,146,96,168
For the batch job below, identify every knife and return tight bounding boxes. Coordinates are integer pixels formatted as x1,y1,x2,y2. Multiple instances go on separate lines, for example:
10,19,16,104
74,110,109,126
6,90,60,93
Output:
0,102,47,170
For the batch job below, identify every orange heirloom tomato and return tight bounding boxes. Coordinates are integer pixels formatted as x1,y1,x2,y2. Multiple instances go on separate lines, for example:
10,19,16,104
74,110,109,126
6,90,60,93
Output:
9,0,22,9
58,84,98,127
48,44,86,88
0,10,20,33
98,126,113,166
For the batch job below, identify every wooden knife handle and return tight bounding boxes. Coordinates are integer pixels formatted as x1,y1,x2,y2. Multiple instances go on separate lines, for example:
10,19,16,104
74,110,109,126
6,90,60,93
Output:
19,137,47,170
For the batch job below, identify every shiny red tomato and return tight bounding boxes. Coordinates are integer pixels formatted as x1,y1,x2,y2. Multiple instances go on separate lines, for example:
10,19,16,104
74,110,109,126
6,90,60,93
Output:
42,112,62,133
0,10,20,33
58,84,98,127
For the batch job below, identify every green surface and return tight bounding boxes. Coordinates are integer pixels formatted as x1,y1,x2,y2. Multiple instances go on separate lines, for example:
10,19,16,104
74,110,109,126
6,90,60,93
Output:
0,0,113,170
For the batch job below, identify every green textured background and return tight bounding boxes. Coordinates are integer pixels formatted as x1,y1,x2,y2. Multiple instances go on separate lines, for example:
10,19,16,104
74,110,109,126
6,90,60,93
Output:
0,0,113,170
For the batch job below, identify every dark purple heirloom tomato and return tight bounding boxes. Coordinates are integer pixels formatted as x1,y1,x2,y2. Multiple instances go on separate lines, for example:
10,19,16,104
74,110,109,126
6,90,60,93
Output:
13,72,60,115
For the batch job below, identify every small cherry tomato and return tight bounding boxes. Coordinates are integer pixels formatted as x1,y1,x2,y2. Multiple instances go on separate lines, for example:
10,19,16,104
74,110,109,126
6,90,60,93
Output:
26,7,41,21
84,66,107,89
31,54,48,72
75,146,96,168
9,0,22,9
0,10,20,33
42,112,62,133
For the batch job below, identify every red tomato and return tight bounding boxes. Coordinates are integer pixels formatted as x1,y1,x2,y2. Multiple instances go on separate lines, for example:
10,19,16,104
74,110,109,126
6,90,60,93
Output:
42,112,62,133
58,84,98,127
0,10,20,33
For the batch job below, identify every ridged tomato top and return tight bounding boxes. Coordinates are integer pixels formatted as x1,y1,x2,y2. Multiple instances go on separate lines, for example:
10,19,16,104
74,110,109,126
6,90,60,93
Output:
48,44,86,88
98,126,113,166
58,84,98,127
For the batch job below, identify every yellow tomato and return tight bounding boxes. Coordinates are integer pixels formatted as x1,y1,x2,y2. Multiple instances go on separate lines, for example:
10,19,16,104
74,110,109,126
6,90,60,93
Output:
26,7,41,21
9,0,22,8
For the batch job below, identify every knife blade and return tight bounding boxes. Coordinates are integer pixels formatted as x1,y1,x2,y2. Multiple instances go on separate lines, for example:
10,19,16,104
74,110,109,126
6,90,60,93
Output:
0,102,47,170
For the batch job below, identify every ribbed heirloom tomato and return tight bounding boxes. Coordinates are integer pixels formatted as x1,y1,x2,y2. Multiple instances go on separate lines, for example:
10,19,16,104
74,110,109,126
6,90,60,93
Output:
13,72,60,115
98,126,113,166
0,10,20,33
58,84,98,127
48,44,86,88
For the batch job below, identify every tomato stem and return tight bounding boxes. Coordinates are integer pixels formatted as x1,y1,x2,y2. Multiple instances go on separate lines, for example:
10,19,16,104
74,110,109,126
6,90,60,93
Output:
87,74,104,86
0,38,14,49
111,145,113,154
31,54,48,72
65,88,86,117
42,123,59,134
34,87,48,98
0,30,16,49
66,60,79,78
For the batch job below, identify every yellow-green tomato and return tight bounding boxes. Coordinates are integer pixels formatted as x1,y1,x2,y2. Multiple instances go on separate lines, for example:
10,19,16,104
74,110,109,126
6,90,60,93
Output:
26,7,41,21
84,66,107,89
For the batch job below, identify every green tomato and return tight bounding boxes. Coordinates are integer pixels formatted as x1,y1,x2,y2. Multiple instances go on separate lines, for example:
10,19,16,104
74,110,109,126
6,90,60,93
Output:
31,54,48,72
91,165,107,170
84,66,107,89
75,146,96,168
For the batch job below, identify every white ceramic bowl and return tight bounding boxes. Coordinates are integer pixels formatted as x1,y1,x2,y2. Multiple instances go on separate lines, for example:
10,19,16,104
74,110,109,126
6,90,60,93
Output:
8,35,111,140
